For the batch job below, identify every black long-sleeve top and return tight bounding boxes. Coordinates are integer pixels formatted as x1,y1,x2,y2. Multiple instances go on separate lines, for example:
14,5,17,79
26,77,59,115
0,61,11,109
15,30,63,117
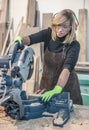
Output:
29,27,80,72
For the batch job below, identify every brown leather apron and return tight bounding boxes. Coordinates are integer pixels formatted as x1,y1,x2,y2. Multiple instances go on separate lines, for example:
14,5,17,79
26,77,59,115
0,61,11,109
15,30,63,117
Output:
40,48,83,105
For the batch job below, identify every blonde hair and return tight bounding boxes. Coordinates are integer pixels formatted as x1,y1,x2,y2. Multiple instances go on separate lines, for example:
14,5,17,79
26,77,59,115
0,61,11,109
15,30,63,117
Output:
51,9,79,44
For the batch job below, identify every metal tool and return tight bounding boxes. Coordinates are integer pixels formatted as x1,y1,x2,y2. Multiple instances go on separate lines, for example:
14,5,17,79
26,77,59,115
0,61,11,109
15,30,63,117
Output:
0,42,73,127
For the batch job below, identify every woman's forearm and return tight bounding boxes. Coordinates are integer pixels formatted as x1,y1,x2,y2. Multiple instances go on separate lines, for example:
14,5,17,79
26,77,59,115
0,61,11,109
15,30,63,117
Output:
57,68,70,88
23,36,30,46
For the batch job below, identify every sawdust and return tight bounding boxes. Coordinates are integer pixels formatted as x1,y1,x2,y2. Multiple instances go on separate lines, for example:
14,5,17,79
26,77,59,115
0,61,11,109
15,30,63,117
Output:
0,105,89,130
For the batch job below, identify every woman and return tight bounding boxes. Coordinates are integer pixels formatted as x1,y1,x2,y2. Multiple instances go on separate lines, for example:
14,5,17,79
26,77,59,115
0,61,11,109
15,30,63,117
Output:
15,9,83,105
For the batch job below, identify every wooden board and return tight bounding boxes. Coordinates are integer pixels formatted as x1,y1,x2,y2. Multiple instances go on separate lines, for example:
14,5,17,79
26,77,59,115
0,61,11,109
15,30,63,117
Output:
26,0,36,26
42,13,53,29
0,0,9,53
19,25,39,37
41,13,53,64
1,18,13,55
5,17,24,55
75,61,89,72
77,9,88,62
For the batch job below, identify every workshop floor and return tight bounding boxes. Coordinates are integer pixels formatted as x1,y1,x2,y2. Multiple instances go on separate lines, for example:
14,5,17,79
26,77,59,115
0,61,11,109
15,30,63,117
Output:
0,105,89,130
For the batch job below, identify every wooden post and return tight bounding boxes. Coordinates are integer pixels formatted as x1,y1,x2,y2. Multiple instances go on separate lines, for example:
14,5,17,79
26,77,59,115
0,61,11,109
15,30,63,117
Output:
5,17,24,55
1,18,13,55
41,13,53,64
77,9,88,62
42,13,53,29
0,0,9,53
26,0,36,26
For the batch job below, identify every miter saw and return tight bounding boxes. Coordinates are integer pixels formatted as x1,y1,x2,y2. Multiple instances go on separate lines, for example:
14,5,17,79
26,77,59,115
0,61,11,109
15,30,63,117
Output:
0,41,73,127
0,41,34,119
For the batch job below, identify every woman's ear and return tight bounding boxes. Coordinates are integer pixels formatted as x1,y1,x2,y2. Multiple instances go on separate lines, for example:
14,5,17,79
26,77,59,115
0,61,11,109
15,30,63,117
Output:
75,22,79,30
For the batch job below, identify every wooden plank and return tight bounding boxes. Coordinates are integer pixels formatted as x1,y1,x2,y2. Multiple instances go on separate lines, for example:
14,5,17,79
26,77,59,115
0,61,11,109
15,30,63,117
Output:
19,25,39,37
41,13,53,65
77,9,88,61
75,61,89,72
77,62,89,66
0,0,8,23
19,26,41,61
0,0,9,53
5,17,24,55
0,0,2,10
26,0,36,26
1,18,13,55
35,10,40,26
0,10,2,21
75,66,89,72
42,13,53,29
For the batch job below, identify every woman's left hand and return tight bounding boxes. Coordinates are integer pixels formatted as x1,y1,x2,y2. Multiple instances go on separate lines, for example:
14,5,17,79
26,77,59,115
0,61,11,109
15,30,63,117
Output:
41,85,63,102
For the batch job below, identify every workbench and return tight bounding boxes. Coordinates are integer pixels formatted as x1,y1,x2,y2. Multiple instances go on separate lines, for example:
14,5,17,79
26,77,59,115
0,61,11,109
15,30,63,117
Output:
0,105,89,130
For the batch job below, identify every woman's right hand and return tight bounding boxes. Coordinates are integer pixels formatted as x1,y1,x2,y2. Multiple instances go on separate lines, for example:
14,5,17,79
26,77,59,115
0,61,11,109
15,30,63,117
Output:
35,89,46,94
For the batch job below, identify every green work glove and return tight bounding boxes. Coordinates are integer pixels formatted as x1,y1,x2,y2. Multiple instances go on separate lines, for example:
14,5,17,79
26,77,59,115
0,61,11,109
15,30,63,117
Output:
14,36,23,44
14,36,24,49
41,85,63,102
